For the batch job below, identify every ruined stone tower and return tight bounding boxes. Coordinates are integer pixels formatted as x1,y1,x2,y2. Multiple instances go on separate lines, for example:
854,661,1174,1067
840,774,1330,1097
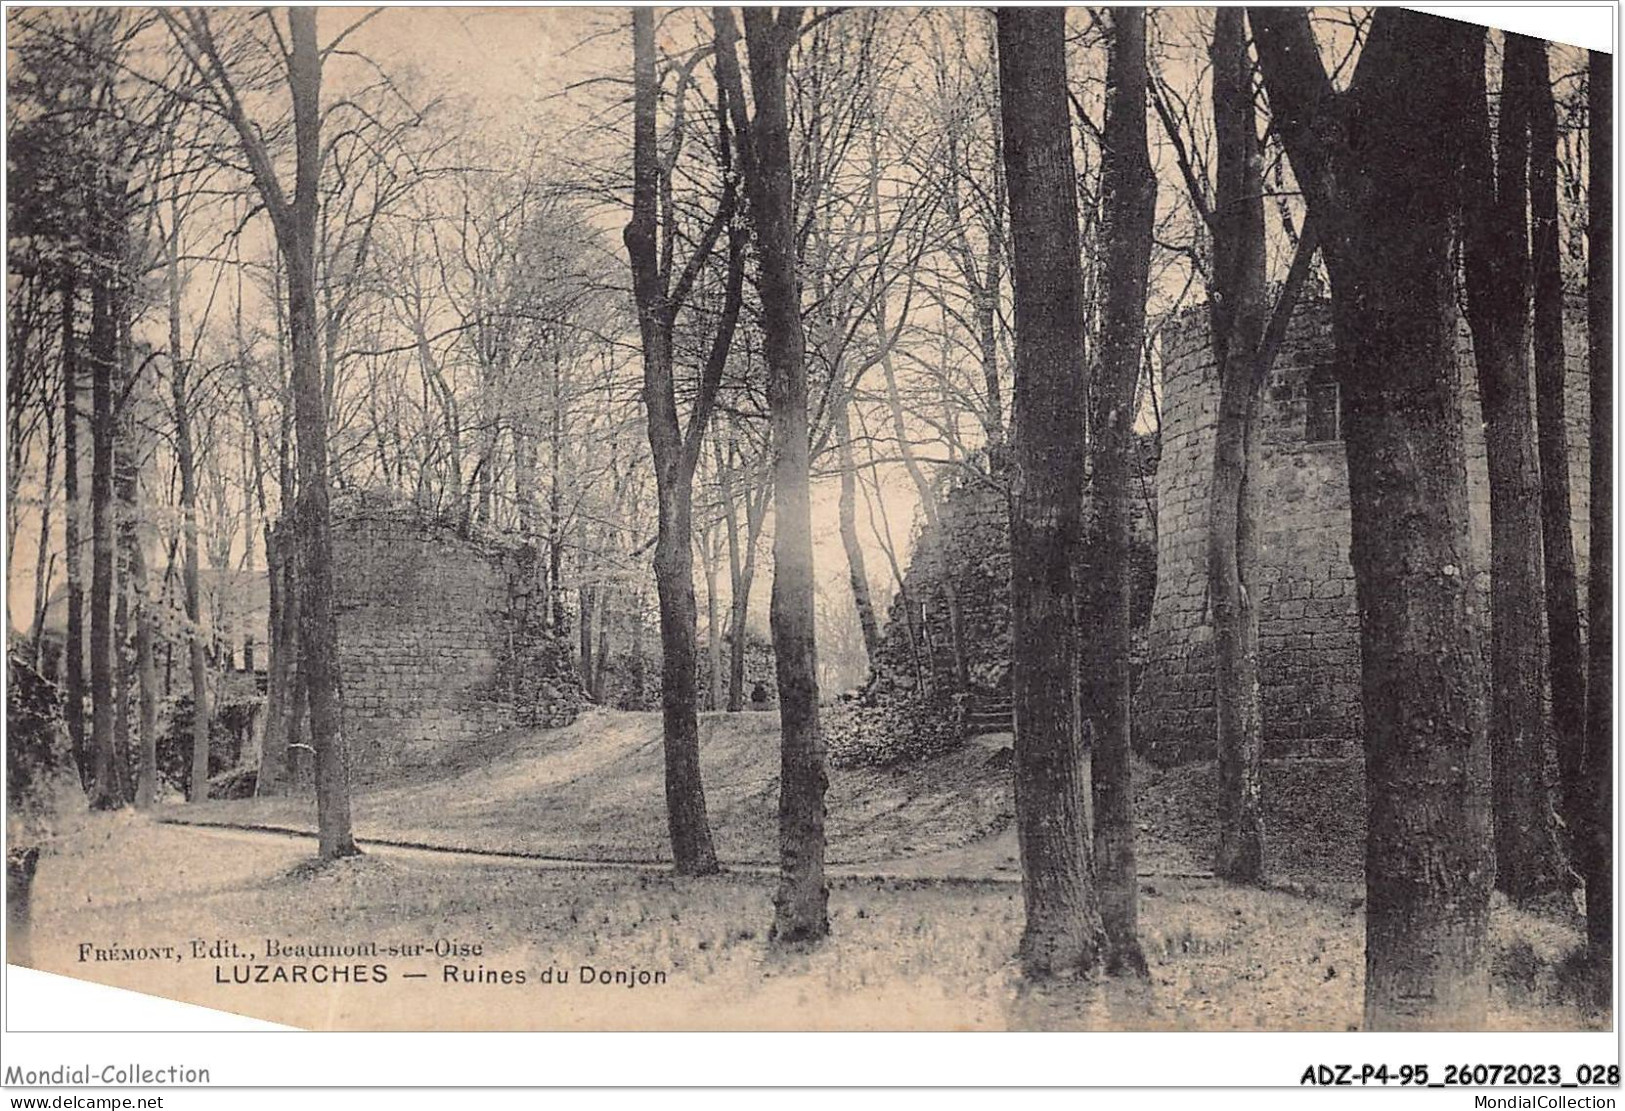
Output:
329,495,584,777
1135,298,1592,764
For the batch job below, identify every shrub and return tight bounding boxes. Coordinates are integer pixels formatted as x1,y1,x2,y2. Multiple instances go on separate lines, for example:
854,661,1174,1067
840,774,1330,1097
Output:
824,690,967,769
6,654,80,844
157,693,263,793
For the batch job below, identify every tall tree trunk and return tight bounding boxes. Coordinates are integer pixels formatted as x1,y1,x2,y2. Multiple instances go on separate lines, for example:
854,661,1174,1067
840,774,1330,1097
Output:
256,520,293,795
548,368,567,635
169,201,212,805
649,484,719,871
255,257,293,795
1530,41,1586,844
625,5,743,873
703,528,724,711
1251,6,1492,1030
978,247,1004,458
288,646,309,781
997,5,1107,978
715,7,828,943
1582,46,1612,967
87,192,121,811
593,581,613,703
1462,33,1568,902
628,585,647,708
1085,5,1154,974
717,438,744,708
727,470,769,712
132,529,158,809
286,8,357,859
61,268,88,791
31,352,59,675
578,519,596,689
114,303,141,805
1206,8,1269,885
835,402,882,672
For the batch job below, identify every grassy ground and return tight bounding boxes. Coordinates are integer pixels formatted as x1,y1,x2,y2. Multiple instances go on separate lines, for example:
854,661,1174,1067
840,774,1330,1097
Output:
180,708,1013,864
18,813,1599,1032
16,711,1600,1031
174,708,1360,880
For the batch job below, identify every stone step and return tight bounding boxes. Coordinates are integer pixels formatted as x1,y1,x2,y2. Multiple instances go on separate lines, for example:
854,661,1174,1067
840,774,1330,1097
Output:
966,703,1015,737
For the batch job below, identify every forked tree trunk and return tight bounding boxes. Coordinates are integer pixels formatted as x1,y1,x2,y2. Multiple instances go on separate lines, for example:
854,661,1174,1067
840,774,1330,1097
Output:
625,6,744,873
1251,6,1492,1030
1084,6,1154,974
1462,33,1569,902
997,5,1107,978
1582,47,1612,966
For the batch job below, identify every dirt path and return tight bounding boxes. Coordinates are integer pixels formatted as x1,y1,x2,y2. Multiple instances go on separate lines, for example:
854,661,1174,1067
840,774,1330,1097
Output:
177,708,1015,866
158,815,1218,881
19,812,1593,1033
156,706,1385,899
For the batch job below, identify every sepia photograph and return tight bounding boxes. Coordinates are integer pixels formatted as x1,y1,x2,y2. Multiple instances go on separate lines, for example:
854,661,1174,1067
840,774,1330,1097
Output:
0,1,1618,1092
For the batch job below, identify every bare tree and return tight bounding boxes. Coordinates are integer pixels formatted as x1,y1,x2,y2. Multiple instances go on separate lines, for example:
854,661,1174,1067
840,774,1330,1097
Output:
625,7,746,875
1462,31,1568,902
1250,6,1492,1030
716,423,772,712
1082,5,1155,974
997,5,1107,977
1203,9,1269,883
1528,42,1586,841
714,4,829,943
62,270,88,788
162,190,213,804
165,7,359,858
86,164,124,810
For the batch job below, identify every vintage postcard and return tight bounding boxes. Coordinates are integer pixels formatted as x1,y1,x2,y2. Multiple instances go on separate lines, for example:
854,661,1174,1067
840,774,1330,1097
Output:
2,2,1617,1096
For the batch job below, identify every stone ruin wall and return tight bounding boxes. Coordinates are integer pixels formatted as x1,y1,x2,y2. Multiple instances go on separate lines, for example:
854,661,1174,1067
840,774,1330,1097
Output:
1137,298,1593,763
331,503,583,778
872,471,1014,701
869,457,1158,706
